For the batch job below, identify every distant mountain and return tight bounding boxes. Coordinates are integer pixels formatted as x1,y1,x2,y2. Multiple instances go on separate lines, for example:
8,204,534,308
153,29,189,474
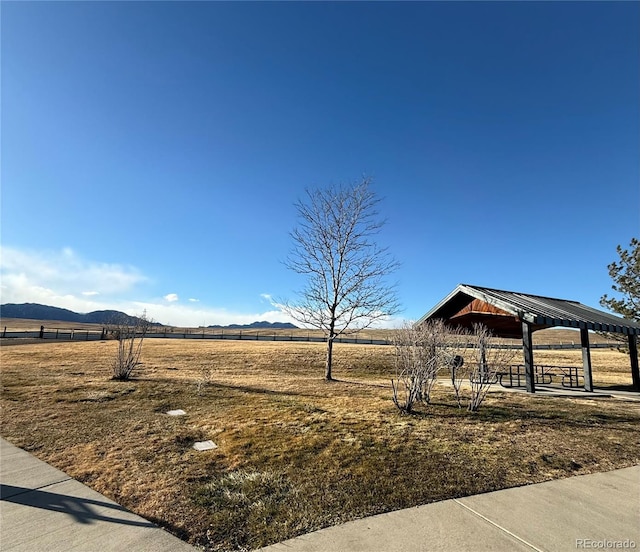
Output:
0,304,294,330
0,303,155,326
208,320,298,330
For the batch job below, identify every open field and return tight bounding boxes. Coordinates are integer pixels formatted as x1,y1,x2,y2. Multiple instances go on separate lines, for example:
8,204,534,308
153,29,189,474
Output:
1,339,639,551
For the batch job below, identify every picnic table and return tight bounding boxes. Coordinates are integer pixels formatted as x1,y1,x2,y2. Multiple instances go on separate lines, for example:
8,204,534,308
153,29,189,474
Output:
497,364,584,389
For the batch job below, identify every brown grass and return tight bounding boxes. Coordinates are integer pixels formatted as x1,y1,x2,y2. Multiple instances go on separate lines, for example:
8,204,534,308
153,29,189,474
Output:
1,339,639,552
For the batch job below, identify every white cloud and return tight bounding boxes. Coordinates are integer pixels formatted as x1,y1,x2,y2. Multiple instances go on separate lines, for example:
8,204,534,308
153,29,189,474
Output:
1,246,146,300
130,302,294,328
0,246,295,327
0,246,147,313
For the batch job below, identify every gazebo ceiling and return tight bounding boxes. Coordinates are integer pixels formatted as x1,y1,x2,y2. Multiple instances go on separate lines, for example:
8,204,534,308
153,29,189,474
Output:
444,312,547,339
446,298,547,339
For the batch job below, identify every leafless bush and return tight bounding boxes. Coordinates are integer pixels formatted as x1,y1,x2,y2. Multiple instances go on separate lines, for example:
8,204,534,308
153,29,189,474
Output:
391,321,517,414
392,320,466,413
467,323,516,412
391,323,435,413
110,312,151,381
195,365,214,395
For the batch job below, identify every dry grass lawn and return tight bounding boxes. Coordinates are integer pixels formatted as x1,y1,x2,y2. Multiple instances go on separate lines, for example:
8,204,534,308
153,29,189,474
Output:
1,339,639,551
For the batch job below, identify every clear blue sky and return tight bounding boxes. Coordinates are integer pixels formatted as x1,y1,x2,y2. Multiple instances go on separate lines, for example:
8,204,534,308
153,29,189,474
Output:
2,1,638,327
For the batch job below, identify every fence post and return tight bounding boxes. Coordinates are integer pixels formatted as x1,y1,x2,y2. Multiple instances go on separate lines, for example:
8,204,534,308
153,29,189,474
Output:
2,327,6,338
56,329,59,339
39,325,44,339
71,330,74,340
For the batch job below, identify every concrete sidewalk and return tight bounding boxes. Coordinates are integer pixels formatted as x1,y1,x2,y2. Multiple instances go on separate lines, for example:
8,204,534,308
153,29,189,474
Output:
260,466,640,552
0,438,198,551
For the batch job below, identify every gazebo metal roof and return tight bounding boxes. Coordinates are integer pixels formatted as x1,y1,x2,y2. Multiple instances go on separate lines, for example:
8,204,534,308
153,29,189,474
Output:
417,284,640,338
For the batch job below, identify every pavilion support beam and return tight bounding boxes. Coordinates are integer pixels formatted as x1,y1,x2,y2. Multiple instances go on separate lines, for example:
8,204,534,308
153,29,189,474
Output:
629,335,640,391
522,321,535,393
580,327,593,392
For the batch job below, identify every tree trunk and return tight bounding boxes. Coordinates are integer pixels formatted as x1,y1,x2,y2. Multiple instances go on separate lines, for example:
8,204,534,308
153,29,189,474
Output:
325,336,334,380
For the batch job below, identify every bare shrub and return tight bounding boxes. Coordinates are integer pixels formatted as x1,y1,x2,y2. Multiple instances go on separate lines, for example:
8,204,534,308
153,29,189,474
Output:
195,365,214,395
110,312,151,381
392,320,517,413
391,322,435,414
392,320,466,413
467,323,517,412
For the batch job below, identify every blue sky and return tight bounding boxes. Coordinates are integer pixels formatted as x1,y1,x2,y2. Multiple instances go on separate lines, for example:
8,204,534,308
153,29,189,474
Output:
2,1,638,327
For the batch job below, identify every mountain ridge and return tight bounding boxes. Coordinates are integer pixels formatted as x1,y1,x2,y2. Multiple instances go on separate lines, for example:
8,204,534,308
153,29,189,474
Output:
0,303,155,326
0,303,296,329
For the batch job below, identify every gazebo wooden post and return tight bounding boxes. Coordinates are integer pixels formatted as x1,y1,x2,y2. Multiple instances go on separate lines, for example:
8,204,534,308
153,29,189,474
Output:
522,321,535,393
580,327,593,392
629,334,640,391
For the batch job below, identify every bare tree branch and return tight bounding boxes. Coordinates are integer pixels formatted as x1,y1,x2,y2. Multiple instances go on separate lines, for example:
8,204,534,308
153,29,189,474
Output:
282,177,400,380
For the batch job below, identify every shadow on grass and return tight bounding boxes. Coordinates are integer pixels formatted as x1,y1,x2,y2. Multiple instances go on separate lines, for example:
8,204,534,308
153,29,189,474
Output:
467,402,640,427
330,378,389,389
394,396,640,427
135,377,319,400
207,381,317,399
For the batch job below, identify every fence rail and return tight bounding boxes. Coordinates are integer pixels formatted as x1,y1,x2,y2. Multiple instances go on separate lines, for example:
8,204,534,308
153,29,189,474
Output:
0,326,623,350
1,328,105,341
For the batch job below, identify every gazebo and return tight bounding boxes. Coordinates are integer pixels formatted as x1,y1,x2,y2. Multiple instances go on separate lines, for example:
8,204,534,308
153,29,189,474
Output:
417,284,640,393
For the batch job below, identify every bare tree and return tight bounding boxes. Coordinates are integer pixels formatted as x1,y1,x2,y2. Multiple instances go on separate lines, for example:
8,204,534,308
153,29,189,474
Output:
467,323,516,412
110,312,152,381
283,178,399,380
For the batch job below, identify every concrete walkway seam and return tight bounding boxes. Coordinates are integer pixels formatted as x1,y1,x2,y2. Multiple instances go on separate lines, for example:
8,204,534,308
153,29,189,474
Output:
453,498,543,552
7,477,73,498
